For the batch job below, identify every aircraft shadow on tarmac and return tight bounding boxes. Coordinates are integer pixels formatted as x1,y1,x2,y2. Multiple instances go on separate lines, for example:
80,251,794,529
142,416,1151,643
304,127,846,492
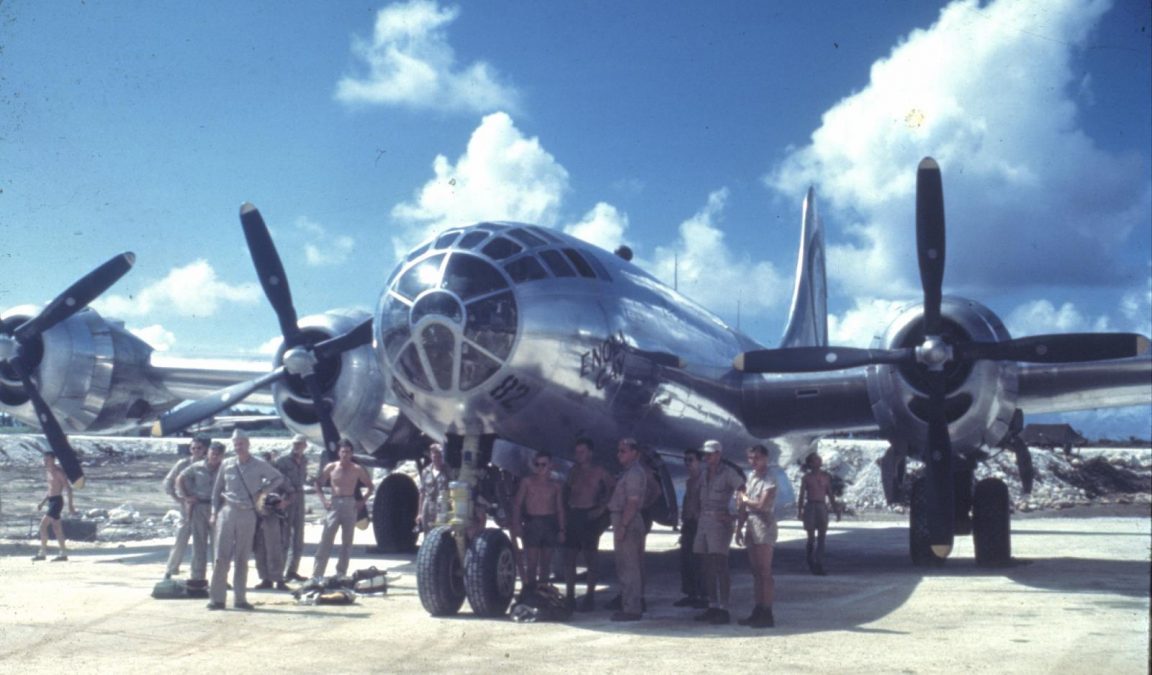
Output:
378,522,1150,636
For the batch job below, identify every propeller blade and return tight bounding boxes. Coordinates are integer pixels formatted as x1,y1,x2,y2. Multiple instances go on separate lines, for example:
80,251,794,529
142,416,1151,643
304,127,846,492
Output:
915,158,946,335
303,372,341,464
14,252,136,342
10,355,84,486
240,203,301,345
313,317,374,361
958,333,1151,364
734,346,915,373
152,366,286,437
923,370,953,558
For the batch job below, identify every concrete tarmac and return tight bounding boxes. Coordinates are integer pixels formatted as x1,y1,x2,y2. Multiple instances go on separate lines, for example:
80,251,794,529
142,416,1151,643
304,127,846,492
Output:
1,516,1148,674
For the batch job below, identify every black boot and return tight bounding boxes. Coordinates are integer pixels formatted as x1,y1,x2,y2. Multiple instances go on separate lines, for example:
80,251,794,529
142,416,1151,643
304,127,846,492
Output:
751,605,775,628
738,606,762,626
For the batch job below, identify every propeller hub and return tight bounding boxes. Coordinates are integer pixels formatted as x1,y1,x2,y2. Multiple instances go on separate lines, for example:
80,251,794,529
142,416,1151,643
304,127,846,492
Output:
283,345,319,377
0,334,17,363
916,335,954,371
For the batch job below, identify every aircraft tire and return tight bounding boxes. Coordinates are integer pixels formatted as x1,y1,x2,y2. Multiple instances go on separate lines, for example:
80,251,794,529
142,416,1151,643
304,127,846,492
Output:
372,473,419,553
908,477,936,566
416,526,465,616
464,528,517,617
972,477,1011,566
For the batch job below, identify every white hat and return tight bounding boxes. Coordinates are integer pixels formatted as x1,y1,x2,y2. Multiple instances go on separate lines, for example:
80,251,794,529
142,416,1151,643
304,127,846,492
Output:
291,433,308,444
230,428,249,441
702,440,721,454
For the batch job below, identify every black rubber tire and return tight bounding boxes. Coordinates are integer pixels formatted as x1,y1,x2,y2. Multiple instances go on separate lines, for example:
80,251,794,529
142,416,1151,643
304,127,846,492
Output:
372,473,419,553
909,477,937,566
416,526,466,616
972,477,1011,566
464,528,517,618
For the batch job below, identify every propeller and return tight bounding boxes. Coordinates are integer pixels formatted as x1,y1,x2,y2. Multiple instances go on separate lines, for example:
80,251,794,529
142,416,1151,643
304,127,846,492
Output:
152,204,373,463
733,157,1152,557
0,252,136,487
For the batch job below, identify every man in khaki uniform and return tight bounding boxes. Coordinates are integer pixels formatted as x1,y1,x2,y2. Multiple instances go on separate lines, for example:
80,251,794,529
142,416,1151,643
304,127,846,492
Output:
274,434,310,582
692,439,745,625
163,435,209,579
177,441,224,595
608,437,647,622
208,429,284,610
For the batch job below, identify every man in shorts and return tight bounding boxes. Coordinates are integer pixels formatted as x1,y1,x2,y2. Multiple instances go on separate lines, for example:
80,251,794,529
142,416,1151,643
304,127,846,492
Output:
798,452,839,575
562,438,614,610
512,451,566,594
33,452,75,562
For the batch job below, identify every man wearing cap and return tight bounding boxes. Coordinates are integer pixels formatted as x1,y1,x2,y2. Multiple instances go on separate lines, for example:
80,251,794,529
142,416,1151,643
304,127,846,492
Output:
274,433,311,582
207,429,285,610
312,438,374,579
607,437,647,622
692,439,745,625
162,435,209,579
177,441,224,596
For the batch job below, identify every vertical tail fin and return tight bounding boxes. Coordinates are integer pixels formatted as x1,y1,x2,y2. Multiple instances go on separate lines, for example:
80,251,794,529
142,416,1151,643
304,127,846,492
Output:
779,187,828,348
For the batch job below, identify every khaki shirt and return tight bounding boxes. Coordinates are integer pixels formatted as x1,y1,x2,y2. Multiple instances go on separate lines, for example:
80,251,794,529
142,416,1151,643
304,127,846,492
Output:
177,460,219,502
608,462,646,513
273,453,306,496
163,456,194,500
698,462,744,514
745,470,776,519
212,456,284,513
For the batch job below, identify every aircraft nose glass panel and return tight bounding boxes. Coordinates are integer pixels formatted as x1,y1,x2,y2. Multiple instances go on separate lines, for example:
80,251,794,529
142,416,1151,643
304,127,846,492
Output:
411,291,463,325
379,248,520,394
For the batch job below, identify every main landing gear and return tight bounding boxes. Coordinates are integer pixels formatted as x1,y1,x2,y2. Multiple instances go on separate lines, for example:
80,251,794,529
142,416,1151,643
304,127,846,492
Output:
415,435,517,617
908,471,1012,567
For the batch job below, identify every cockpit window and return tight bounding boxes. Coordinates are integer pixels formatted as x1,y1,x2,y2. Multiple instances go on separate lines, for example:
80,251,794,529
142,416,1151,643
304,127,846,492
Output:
563,249,596,278
539,249,576,277
526,226,564,244
458,230,489,249
396,253,445,300
434,231,461,250
465,291,517,359
504,255,549,283
507,228,548,248
442,253,509,299
582,250,613,281
482,236,523,260
398,343,432,391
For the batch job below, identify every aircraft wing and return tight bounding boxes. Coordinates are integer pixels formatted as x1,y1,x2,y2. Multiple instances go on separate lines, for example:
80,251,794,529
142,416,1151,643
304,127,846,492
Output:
1016,356,1152,414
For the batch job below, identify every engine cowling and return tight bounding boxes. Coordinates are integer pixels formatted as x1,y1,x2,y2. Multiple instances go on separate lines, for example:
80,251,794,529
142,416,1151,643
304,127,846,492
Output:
0,306,173,433
271,310,399,455
865,297,1019,457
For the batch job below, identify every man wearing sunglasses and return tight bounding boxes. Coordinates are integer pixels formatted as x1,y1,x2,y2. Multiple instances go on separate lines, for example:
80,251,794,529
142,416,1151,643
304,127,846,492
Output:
511,452,566,595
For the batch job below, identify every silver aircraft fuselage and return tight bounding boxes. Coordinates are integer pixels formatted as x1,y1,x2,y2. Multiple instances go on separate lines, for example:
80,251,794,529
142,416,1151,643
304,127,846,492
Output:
377,222,812,461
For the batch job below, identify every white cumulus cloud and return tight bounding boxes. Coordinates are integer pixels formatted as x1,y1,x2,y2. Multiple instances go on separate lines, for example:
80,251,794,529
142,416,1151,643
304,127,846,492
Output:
766,0,1150,299
93,260,262,318
297,216,355,267
335,0,520,114
645,189,788,316
129,324,177,352
563,202,630,253
390,112,569,255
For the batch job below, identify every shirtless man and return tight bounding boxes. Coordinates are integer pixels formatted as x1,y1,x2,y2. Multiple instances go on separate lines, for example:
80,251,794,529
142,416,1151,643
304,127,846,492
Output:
311,439,374,579
512,451,566,593
797,452,840,575
562,438,614,610
33,452,75,561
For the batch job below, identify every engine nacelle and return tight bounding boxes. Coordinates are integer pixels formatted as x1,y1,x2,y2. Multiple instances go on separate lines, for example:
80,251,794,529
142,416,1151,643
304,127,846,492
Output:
271,310,398,455
0,306,174,433
865,297,1019,458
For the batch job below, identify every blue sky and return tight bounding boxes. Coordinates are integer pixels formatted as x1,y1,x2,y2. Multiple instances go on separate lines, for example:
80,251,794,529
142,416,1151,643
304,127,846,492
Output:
2,0,1149,437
